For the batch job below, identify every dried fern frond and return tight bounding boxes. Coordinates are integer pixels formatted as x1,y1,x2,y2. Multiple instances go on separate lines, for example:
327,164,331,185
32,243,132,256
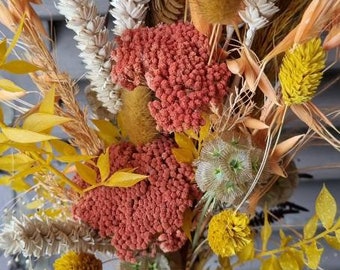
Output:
0,214,115,257
148,0,185,25
0,0,104,155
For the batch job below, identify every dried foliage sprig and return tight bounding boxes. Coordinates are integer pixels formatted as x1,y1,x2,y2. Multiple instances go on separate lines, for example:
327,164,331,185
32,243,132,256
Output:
148,0,185,25
109,0,150,36
57,0,122,116
0,0,104,155
0,214,115,257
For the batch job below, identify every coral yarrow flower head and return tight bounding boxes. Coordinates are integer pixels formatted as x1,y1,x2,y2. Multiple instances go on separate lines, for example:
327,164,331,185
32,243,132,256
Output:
208,209,252,257
279,38,326,106
54,251,102,270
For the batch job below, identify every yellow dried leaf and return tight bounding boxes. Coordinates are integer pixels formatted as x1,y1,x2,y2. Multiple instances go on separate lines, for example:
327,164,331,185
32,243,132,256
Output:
25,199,44,210
2,127,58,143
0,153,35,172
92,119,119,146
104,171,148,188
0,78,25,92
10,178,30,192
37,208,62,219
0,60,41,74
324,235,340,250
23,113,71,132
184,128,199,140
75,162,97,186
303,214,319,239
0,89,25,101
236,240,255,262
278,252,300,270
261,208,272,252
218,256,232,270
199,114,211,141
0,38,7,63
55,155,94,163
3,15,24,61
279,229,292,248
182,208,194,242
39,87,55,114
97,150,110,181
0,175,10,185
316,185,336,229
175,132,196,151
260,256,281,270
171,148,194,163
288,249,304,269
50,140,77,156
302,241,323,270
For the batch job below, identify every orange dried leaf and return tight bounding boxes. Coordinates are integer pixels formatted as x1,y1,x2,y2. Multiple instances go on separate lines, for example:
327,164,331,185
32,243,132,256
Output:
244,117,269,130
272,135,304,159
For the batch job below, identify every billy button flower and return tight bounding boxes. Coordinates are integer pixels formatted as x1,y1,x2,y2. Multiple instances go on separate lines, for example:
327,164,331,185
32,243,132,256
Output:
54,251,102,270
207,209,252,257
279,38,326,106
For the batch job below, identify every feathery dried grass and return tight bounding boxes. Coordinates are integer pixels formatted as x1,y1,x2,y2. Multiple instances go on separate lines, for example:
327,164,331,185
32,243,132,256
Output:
148,0,185,25
0,0,104,155
118,86,158,145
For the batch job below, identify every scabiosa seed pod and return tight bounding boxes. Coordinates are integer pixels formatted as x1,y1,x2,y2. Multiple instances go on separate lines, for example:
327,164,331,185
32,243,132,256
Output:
195,134,269,205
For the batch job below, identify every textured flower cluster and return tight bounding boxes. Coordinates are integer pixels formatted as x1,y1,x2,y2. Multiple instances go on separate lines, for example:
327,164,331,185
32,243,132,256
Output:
54,251,102,270
73,137,200,262
111,22,230,132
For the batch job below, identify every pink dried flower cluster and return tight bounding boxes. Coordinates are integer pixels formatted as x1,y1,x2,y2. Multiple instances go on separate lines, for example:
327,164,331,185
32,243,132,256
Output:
73,137,200,262
111,22,230,132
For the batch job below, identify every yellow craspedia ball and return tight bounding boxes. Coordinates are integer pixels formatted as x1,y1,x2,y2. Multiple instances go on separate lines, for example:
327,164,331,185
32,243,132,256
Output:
279,38,326,106
207,209,252,257
54,251,102,270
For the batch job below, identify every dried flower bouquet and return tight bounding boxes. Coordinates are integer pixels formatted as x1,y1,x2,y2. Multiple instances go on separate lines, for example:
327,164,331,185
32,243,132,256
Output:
0,0,339,269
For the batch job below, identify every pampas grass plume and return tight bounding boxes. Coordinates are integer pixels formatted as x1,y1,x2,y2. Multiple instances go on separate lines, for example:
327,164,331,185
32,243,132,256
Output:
118,86,158,145
196,0,243,25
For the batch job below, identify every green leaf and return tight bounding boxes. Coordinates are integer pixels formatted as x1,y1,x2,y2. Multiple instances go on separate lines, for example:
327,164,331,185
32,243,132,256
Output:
302,241,323,270
324,235,340,250
23,113,71,132
260,256,281,270
39,87,55,114
0,78,25,92
104,171,148,188
303,214,319,239
75,162,97,186
0,153,35,172
97,150,110,181
236,240,255,262
171,148,194,163
261,207,272,252
316,185,336,229
92,119,119,146
278,252,300,270
2,127,58,143
0,60,41,74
